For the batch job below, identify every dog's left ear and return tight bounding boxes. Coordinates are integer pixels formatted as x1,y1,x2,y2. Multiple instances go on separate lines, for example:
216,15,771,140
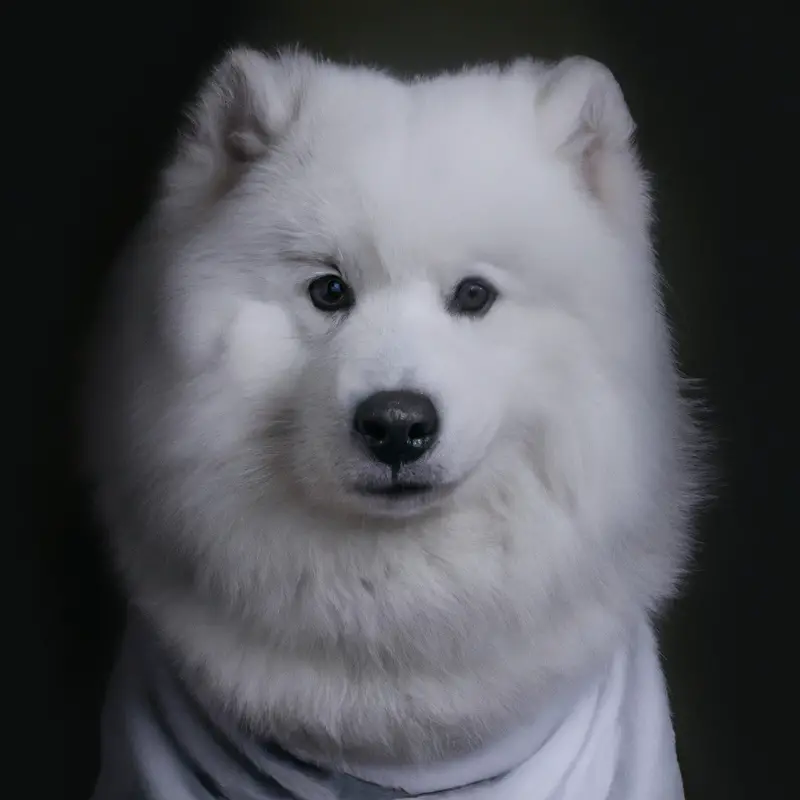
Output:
536,57,650,239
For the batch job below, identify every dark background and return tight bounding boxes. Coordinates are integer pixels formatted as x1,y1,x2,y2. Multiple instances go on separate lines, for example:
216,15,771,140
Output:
5,2,794,798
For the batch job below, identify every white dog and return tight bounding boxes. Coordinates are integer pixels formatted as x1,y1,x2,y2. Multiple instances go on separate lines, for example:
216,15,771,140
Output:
86,48,701,800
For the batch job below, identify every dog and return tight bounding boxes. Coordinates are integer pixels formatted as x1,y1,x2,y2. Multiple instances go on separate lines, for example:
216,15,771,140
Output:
85,48,702,799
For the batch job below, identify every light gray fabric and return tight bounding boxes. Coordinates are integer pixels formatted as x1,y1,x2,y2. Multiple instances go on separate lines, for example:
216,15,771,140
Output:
92,617,684,800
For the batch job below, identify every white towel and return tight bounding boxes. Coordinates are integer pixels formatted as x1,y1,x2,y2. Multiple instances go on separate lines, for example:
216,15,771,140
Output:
92,617,684,800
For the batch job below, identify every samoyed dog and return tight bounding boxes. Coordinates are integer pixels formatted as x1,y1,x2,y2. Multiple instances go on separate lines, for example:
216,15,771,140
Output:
86,49,700,800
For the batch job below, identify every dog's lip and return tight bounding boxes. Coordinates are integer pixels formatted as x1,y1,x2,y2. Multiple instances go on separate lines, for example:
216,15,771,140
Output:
356,482,434,499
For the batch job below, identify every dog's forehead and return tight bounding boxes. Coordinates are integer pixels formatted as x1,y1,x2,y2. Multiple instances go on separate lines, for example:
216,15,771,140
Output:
299,74,542,189
275,75,564,269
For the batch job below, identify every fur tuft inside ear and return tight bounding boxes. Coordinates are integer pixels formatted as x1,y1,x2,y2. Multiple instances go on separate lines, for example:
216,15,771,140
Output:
537,57,634,155
536,57,650,241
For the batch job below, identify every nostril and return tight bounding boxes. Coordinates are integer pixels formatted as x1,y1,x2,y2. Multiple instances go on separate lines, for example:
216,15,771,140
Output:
360,419,388,443
408,421,435,441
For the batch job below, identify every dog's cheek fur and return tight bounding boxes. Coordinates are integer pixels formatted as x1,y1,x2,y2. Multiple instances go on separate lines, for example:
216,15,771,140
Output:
490,268,695,599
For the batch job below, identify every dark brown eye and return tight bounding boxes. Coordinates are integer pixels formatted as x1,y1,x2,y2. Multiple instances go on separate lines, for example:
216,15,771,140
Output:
449,277,498,316
308,274,355,312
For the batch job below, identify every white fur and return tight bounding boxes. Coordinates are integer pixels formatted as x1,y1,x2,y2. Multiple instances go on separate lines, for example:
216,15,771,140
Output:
85,49,701,766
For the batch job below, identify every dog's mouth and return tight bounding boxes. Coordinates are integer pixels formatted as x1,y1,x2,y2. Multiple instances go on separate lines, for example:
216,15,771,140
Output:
347,478,455,516
357,482,434,499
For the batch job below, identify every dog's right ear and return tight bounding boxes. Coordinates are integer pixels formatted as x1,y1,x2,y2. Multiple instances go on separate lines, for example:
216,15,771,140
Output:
162,48,309,209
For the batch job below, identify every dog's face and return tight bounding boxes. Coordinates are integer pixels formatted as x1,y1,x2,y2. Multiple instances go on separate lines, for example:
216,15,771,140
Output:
152,53,661,520
235,123,616,519
88,51,698,757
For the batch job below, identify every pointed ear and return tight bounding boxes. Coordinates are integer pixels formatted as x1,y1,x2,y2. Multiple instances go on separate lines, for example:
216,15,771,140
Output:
162,47,311,210
536,57,650,240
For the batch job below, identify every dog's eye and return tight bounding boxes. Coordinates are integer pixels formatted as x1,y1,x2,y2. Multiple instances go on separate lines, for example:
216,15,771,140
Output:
449,278,498,316
308,274,355,312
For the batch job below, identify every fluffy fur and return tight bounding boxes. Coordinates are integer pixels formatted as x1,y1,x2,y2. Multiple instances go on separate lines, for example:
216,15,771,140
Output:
85,49,701,766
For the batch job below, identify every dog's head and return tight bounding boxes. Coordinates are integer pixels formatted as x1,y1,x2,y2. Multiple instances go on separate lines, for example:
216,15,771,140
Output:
87,50,700,757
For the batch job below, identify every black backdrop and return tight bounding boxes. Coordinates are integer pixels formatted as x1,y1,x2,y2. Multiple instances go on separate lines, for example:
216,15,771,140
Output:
5,2,794,798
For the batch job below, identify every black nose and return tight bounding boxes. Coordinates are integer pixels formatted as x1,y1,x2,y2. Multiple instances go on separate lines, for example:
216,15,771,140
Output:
352,391,440,468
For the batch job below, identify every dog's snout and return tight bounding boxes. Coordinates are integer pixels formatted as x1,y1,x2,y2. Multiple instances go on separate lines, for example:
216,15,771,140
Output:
352,391,439,468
